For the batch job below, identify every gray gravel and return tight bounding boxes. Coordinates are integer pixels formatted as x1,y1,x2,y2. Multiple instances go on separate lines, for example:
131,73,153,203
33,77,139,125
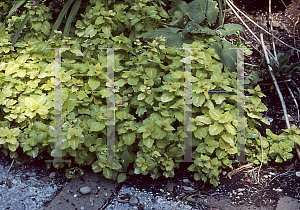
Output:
0,158,68,210
105,185,198,210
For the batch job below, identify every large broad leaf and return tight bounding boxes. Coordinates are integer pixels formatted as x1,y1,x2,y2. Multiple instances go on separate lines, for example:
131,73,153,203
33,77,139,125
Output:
182,21,203,34
103,168,113,179
218,23,244,36
221,133,235,146
224,123,236,135
209,38,238,72
186,0,219,25
137,28,187,49
102,25,111,38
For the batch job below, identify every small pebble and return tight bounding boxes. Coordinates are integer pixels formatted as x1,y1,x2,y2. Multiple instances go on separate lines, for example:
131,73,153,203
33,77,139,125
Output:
129,197,138,205
80,186,91,195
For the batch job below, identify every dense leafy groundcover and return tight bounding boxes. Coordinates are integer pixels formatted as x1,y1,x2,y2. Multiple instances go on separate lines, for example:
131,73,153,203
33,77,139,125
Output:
0,0,299,187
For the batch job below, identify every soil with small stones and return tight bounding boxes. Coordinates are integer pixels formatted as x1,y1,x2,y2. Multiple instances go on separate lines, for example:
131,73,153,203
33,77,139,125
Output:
1,1,300,209
118,160,300,210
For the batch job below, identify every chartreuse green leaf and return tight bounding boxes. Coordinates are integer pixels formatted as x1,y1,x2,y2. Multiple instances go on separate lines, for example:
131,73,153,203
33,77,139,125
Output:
103,168,113,179
192,93,205,107
117,173,127,183
116,111,127,120
123,133,136,145
216,149,226,159
171,71,184,79
288,135,300,144
212,94,226,104
224,123,236,135
70,46,84,56
143,137,154,148
209,109,222,121
146,68,157,79
85,25,97,38
128,77,139,85
88,78,100,90
209,123,223,135
161,92,175,102
136,157,145,167
156,138,168,148
108,161,122,170
194,127,208,139
68,138,80,150
174,112,184,122
41,21,51,36
219,111,232,123
221,133,234,146
91,122,105,131
138,93,146,100
195,116,211,124
102,25,111,38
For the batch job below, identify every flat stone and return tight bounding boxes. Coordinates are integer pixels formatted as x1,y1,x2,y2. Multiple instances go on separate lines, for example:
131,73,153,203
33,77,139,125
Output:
182,186,196,192
275,196,300,210
49,172,56,178
80,186,91,195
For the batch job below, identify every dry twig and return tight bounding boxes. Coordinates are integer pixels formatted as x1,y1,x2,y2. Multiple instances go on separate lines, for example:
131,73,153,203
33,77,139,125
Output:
260,33,300,161
227,162,254,179
6,159,14,174
226,0,300,54
269,0,277,60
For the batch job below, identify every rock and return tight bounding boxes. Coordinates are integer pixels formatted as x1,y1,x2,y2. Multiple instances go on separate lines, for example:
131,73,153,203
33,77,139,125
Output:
43,177,50,182
296,171,300,177
166,182,174,193
182,186,196,192
129,197,138,205
49,172,56,178
80,186,91,195
25,172,36,177
273,188,283,192
183,178,190,183
159,189,164,193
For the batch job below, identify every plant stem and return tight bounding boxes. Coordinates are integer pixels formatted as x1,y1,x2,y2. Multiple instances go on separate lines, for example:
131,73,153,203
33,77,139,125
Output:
260,33,300,161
